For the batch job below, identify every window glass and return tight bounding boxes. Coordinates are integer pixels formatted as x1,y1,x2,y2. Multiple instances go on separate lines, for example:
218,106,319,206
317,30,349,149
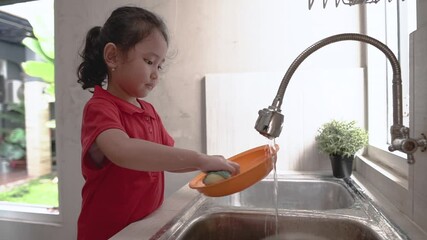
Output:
0,0,58,213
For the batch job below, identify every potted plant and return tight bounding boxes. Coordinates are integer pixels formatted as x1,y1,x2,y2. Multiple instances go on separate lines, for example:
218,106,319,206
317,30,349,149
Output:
315,120,368,178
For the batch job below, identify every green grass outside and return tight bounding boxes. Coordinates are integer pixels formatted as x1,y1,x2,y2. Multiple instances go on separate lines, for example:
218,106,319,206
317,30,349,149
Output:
0,174,58,207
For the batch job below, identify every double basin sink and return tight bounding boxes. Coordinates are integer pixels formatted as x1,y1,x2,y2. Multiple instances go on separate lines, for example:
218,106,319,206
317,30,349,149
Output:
150,174,408,240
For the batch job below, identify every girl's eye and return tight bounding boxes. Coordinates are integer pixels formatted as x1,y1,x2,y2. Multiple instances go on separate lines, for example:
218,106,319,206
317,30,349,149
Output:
144,58,164,71
144,59,153,65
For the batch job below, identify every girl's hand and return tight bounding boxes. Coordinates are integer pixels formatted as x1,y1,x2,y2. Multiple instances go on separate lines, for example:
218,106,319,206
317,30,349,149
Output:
198,154,240,175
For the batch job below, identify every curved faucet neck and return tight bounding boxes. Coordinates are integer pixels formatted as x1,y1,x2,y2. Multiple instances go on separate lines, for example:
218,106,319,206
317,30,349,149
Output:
255,33,426,163
272,33,403,127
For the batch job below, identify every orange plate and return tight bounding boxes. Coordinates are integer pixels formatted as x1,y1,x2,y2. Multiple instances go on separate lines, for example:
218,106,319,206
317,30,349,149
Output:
188,144,278,197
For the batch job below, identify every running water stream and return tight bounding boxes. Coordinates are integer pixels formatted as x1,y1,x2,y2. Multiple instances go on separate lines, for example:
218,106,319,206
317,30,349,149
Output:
268,140,279,237
263,142,334,240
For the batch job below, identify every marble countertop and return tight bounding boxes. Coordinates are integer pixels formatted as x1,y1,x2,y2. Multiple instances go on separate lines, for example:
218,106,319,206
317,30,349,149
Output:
110,184,198,240
111,173,427,240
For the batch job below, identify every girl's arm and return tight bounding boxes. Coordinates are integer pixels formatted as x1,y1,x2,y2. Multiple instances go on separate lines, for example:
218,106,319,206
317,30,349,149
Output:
95,129,240,174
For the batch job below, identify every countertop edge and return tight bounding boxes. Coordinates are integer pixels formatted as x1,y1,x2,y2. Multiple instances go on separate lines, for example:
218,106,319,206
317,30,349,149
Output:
352,172,427,240
110,184,199,240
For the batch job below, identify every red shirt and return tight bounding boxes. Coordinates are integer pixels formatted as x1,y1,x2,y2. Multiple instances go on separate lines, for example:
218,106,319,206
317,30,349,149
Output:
77,86,174,240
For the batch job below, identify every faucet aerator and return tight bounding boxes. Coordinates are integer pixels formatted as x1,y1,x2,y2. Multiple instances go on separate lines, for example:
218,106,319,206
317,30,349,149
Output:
254,108,284,139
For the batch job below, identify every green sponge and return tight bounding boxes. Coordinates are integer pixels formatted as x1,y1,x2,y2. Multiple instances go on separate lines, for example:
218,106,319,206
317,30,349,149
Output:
203,171,231,185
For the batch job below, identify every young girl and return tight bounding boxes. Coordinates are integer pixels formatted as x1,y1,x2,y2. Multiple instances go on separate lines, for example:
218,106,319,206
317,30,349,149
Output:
76,6,239,240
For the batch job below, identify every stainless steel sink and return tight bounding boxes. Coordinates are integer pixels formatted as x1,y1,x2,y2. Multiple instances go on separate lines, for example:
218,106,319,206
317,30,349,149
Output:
150,175,409,240
176,211,384,240
236,177,354,210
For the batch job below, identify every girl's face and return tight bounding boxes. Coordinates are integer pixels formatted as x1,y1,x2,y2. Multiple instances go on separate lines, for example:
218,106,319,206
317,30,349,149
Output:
109,29,168,101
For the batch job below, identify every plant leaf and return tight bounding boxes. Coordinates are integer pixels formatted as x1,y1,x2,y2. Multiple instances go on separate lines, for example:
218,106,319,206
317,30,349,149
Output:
28,15,54,60
22,37,52,63
0,142,25,160
21,61,54,83
38,37,54,60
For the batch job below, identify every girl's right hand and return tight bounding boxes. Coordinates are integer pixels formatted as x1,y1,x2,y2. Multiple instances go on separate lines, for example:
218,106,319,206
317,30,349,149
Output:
199,154,240,175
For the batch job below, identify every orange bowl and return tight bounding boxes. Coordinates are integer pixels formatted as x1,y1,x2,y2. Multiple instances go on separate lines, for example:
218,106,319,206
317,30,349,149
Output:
188,144,278,197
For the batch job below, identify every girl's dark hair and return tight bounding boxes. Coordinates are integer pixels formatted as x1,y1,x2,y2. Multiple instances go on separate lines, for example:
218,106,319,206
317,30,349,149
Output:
77,6,169,90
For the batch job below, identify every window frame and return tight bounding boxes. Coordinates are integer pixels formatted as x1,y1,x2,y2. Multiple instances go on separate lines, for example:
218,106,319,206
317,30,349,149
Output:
361,0,416,185
0,0,61,225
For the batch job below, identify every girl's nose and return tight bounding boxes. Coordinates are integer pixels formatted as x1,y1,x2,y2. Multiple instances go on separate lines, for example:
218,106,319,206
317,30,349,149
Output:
150,71,158,80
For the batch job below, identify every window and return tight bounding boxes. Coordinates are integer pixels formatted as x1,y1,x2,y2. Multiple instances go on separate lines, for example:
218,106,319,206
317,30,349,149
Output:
363,0,417,180
0,0,58,221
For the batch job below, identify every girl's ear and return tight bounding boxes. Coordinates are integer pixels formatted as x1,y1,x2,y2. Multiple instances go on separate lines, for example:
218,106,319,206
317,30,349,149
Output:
104,42,118,69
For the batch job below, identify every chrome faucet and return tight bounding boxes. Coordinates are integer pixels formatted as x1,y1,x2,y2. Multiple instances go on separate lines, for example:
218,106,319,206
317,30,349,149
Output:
255,33,427,164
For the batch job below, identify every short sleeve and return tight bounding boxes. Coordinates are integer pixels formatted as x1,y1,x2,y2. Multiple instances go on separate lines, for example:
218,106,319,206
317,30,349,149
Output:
81,99,125,159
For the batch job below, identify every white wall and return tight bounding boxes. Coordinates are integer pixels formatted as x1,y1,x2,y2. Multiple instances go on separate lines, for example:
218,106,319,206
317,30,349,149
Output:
0,1,361,239
205,69,365,172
